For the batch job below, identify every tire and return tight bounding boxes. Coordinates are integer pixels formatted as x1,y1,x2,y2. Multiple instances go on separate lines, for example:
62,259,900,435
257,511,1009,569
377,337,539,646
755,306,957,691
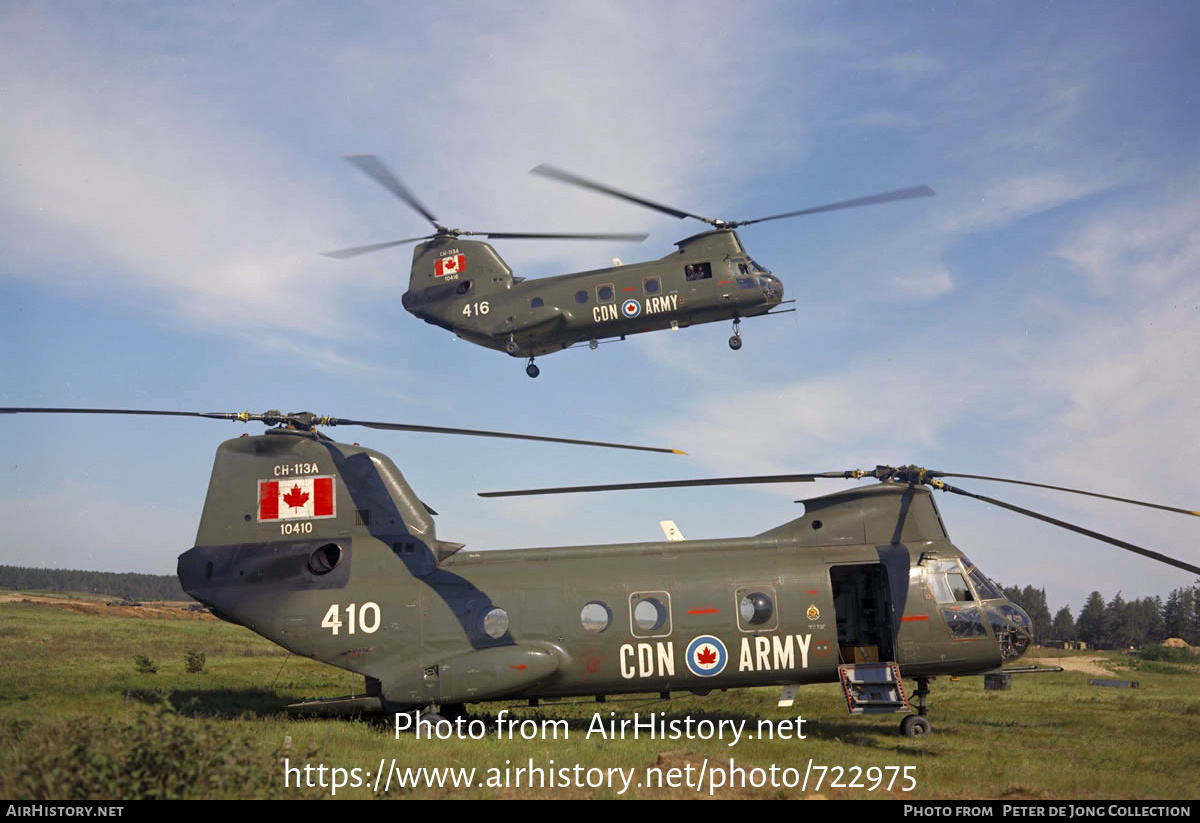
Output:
900,715,931,738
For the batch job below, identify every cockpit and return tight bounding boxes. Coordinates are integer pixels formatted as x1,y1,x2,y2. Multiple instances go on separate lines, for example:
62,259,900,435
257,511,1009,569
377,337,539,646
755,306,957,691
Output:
731,258,783,302
923,555,1032,662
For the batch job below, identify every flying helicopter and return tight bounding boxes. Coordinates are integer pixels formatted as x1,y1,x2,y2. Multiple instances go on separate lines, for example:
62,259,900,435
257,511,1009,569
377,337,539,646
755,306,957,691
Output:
322,156,935,378
6,407,1196,738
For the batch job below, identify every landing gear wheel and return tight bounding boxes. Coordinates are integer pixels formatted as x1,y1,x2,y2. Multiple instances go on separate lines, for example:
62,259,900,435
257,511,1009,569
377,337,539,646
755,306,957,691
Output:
525,358,540,378
729,334,742,350
900,715,931,738
589,338,599,350
505,336,519,355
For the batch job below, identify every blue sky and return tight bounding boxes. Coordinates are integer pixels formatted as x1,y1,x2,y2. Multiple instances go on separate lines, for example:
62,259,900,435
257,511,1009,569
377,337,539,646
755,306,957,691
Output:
2,1,1198,615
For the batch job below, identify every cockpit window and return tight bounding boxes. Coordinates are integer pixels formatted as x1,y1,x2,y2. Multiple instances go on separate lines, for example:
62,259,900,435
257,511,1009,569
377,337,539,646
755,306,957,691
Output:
926,559,975,603
961,555,1005,600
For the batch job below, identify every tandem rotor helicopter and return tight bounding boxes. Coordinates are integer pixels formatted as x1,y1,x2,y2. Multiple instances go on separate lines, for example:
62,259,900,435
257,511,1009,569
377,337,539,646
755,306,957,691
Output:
322,156,935,378
6,407,1198,737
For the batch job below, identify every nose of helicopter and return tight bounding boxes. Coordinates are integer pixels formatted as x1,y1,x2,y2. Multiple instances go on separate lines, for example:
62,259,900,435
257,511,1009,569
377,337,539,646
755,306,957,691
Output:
762,273,783,304
992,600,1033,661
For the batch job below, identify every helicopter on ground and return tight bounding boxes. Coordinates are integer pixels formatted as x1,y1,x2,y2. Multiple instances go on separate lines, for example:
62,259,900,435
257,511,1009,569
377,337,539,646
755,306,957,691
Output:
7,407,1196,737
323,156,935,378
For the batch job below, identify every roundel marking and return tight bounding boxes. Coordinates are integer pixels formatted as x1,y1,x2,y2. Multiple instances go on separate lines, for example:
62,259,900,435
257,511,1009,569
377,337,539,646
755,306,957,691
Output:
621,299,641,318
685,635,728,677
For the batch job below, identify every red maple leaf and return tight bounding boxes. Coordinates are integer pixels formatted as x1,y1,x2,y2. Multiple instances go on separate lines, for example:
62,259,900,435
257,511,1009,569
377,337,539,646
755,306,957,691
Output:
696,646,717,666
282,484,309,510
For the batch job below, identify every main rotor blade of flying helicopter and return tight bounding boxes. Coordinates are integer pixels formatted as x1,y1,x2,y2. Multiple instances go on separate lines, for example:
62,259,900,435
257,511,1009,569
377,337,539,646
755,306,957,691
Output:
345,154,440,227
931,479,1200,575
732,185,936,227
320,236,435,259
530,164,710,223
532,164,936,230
321,230,647,260
0,408,686,455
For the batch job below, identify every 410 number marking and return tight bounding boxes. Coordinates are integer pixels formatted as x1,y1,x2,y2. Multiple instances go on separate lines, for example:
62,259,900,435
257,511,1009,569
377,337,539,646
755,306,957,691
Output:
321,602,381,635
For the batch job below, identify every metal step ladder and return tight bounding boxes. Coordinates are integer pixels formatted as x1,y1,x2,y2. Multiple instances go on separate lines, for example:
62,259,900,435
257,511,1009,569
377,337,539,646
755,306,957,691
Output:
838,662,910,715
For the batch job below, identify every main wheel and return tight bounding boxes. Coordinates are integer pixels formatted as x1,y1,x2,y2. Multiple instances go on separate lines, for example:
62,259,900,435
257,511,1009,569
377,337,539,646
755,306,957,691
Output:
526,363,540,378
729,335,742,351
506,339,519,354
900,715,931,738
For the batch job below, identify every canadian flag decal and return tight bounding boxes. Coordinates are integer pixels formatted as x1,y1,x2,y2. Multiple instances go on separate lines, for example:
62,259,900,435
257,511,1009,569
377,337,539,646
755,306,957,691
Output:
258,477,335,521
435,254,465,276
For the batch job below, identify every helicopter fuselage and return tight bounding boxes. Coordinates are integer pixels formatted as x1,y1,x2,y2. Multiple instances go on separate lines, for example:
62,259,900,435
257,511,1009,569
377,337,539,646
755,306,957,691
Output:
177,429,1031,712
401,231,784,359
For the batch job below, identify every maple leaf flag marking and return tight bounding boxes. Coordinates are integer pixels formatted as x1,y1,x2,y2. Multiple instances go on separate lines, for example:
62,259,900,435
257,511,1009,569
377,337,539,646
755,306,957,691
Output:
258,477,336,521
435,254,465,277
685,635,728,677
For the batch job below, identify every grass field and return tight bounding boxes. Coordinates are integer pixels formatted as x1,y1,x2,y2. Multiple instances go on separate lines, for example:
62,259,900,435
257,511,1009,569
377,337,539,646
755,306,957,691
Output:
1,595,1197,800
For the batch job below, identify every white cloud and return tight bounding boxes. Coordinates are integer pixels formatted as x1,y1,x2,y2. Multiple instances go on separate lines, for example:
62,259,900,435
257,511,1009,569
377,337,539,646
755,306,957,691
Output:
1055,197,1200,294
889,265,954,298
938,174,1110,236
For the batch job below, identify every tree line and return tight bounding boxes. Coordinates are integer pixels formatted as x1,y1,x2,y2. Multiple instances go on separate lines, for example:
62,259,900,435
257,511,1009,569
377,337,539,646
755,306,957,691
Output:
0,565,188,602
1002,580,1200,649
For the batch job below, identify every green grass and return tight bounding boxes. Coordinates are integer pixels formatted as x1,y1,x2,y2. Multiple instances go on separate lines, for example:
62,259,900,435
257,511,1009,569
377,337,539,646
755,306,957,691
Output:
1,599,1197,799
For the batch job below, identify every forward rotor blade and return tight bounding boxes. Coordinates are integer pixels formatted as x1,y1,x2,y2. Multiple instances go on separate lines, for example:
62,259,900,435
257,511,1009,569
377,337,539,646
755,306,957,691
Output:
531,164,706,222
321,236,432,259
479,472,840,498
736,185,936,226
345,154,439,227
932,472,1200,519
334,418,686,455
479,231,649,242
935,480,1200,575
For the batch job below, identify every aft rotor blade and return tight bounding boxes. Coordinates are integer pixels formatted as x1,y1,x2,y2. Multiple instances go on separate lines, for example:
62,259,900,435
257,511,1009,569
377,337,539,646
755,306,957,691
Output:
935,480,1200,575
321,236,432,259
931,472,1200,519
345,154,439,227
479,472,846,498
1,408,686,455
736,185,936,226
531,164,707,223
334,418,686,455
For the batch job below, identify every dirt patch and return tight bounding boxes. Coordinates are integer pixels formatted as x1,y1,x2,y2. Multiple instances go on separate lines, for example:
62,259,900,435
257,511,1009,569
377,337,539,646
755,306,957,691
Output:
0,593,215,620
1027,656,1115,678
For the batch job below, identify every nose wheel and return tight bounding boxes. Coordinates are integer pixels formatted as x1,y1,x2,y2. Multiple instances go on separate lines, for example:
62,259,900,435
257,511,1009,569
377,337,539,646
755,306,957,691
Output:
729,316,742,350
506,335,519,355
525,357,540,378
